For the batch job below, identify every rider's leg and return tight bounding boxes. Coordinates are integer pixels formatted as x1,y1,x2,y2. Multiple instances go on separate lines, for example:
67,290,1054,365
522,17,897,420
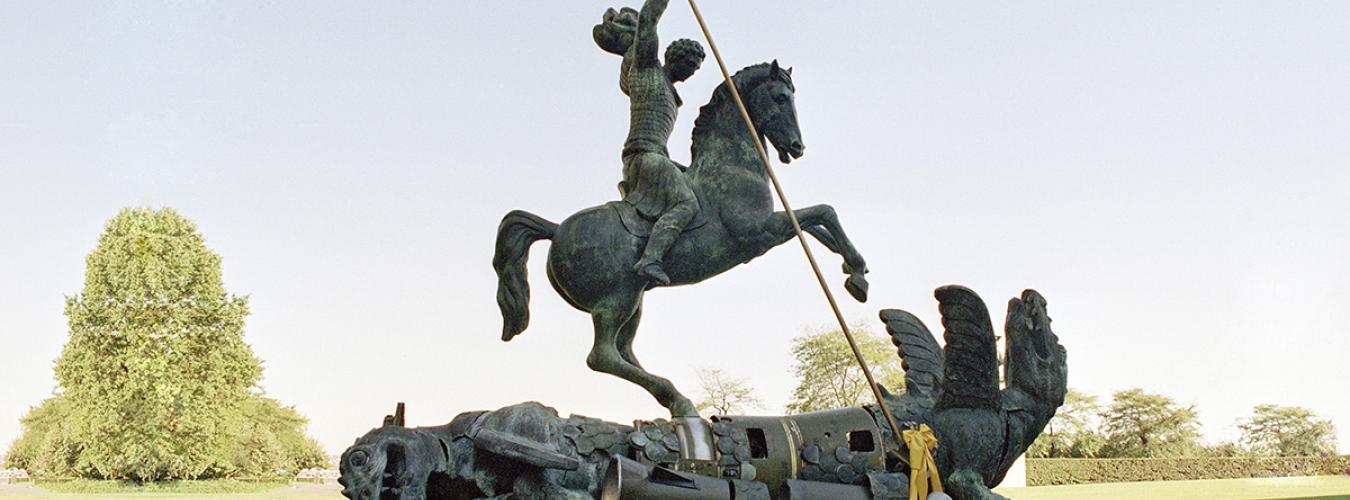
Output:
634,198,696,285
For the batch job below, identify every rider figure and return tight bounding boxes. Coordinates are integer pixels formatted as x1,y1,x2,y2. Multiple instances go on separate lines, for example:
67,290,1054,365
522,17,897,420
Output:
595,0,706,286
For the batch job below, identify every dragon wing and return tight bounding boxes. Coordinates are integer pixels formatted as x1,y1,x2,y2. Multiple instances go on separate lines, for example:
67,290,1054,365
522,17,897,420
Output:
934,285,1001,411
879,308,944,408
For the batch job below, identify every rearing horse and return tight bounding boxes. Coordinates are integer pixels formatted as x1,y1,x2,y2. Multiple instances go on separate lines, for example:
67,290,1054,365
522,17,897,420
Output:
493,62,869,417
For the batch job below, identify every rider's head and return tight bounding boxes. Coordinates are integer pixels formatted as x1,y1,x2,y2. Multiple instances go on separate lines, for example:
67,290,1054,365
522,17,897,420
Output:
664,39,706,83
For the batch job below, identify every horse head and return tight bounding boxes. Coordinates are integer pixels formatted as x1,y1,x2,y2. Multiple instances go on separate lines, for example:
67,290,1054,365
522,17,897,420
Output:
747,60,804,164
693,60,805,167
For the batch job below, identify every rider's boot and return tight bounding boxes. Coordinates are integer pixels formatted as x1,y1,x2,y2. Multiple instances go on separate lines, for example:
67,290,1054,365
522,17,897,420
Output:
635,229,676,286
635,200,695,285
636,260,671,286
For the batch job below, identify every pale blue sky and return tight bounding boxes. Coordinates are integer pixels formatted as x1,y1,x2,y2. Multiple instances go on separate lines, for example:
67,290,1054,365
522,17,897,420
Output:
1,1,1347,456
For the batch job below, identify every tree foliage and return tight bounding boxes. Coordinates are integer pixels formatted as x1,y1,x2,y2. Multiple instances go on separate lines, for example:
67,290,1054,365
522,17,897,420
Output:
228,396,329,477
4,395,79,475
1028,388,1106,458
1202,441,1246,457
1099,388,1202,458
1238,404,1337,457
4,208,325,480
694,368,763,416
786,327,905,414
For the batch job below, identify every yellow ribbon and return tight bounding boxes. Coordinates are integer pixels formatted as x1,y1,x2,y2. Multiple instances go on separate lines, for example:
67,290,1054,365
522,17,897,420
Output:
903,424,944,500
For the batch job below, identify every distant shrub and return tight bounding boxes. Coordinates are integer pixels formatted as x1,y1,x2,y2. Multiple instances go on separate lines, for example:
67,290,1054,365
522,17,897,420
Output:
1027,456,1350,486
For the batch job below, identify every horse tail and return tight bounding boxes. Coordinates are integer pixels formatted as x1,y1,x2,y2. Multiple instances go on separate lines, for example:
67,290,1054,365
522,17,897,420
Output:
493,210,558,342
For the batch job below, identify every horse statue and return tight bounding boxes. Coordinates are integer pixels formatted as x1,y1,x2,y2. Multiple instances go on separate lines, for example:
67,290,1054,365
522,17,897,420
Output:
493,61,869,417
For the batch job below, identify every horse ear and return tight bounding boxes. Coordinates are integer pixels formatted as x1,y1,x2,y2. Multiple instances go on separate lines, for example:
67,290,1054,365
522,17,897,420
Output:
771,59,780,76
787,67,793,76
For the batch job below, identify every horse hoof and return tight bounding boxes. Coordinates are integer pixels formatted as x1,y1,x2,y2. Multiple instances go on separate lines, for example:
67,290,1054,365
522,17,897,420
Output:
845,274,869,303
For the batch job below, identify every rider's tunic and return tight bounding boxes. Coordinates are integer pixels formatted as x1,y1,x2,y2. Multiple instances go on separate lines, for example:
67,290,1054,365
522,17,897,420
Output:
621,62,696,220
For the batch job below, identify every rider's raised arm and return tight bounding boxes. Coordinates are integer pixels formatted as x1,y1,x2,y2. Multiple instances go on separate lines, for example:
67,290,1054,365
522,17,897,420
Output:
632,0,669,67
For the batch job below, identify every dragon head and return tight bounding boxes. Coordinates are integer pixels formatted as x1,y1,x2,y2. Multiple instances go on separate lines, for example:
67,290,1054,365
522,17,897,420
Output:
1003,289,1068,411
338,405,452,500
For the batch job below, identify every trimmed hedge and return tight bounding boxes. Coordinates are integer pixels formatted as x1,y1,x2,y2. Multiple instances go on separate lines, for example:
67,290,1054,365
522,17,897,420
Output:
34,479,289,494
1027,457,1350,486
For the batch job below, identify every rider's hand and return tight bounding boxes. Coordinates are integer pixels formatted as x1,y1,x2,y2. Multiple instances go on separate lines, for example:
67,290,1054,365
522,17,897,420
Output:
603,7,638,33
594,7,639,56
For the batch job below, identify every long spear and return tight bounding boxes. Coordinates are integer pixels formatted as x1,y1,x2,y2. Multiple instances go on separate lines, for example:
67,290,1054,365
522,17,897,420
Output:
683,0,910,457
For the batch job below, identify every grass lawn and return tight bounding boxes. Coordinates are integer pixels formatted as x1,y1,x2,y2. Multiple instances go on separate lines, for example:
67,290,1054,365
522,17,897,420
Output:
5,476,1350,499
0,483,343,499
995,475,1350,500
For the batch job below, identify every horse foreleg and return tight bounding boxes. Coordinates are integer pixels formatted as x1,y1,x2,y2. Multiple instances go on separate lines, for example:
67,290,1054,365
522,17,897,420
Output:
586,299,697,417
769,205,870,302
805,226,867,276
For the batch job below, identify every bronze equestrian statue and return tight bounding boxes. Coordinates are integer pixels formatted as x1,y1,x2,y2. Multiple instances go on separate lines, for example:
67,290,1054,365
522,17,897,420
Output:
493,1,870,418
338,4,1075,499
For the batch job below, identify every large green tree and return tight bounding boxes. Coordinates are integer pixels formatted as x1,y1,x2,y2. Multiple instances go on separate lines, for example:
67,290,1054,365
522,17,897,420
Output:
1098,388,1202,457
1238,404,1337,457
1027,388,1106,458
5,208,324,480
786,327,905,414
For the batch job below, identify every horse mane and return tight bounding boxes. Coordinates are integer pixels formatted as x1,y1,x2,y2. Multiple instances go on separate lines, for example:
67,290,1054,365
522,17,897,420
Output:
691,62,795,161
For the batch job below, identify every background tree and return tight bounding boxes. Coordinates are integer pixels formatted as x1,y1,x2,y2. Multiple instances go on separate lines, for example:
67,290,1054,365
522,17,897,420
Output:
4,208,324,480
1238,404,1337,457
694,368,763,416
1098,388,1202,457
3,396,78,475
786,327,905,413
1203,441,1246,457
1027,388,1105,458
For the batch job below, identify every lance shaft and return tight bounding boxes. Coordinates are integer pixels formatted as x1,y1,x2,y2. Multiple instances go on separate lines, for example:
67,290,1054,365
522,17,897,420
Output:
685,0,909,458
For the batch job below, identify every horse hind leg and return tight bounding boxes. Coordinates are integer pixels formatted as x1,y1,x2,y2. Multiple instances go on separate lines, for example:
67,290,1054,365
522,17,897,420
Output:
616,301,643,369
586,297,697,417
